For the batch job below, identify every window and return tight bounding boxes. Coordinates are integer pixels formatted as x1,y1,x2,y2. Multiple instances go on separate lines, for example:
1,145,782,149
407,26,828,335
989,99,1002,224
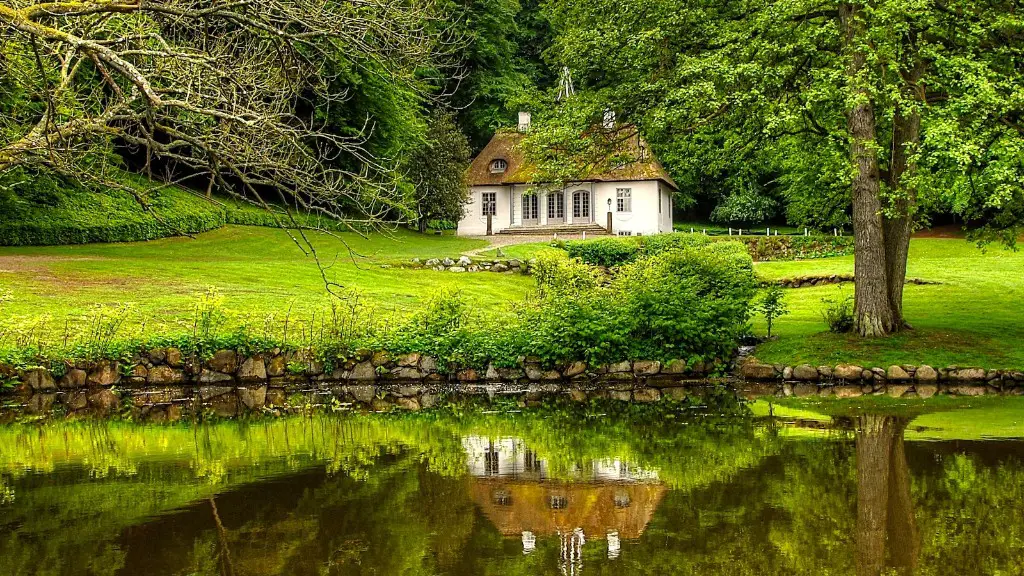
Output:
547,192,564,219
572,190,590,219
617,231,632,237
522,194,539,221
549,495,568,510
490,159,507,173
616,188,632,212
482,192,496,216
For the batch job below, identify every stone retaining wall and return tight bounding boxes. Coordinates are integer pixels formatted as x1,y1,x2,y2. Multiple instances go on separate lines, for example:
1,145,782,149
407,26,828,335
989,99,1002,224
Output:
739,358,1024,398
406,256,533,274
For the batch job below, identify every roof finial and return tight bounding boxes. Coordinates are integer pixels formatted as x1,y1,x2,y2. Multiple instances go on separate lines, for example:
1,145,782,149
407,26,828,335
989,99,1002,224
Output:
556,66,575,102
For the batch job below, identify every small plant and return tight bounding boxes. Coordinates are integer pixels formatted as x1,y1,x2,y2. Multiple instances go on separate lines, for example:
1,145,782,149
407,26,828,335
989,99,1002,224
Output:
820,286,855,333
755,285,790,338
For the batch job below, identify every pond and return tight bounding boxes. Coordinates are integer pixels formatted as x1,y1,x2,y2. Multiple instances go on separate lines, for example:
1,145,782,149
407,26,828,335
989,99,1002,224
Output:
1,396,1023,575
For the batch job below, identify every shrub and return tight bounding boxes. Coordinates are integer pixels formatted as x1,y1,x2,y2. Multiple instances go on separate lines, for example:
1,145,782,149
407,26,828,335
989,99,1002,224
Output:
820,287,855,333
742,235,854,261
563,236,640,267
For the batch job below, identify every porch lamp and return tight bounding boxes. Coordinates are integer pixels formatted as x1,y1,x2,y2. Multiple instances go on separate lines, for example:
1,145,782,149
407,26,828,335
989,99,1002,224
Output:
607,198,612,209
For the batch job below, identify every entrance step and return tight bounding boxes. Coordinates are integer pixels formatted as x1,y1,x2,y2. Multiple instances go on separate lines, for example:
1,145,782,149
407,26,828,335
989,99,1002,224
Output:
496,224,610,236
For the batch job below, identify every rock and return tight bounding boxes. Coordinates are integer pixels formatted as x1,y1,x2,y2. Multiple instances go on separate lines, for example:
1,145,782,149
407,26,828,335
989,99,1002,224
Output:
525,364,544,381
887,385,912,398
916,384,938,398
391,367,423,380
834,385,863,399
886,365,910,381
793,365,819,381
633,360,661,376
457,368,479,382
411,257,422,266
88,389,120,413
420,356,438,373
165,347,183,367
663,359,687,374
834,364,864,381
23,368,57,391
200,386,233,400
207,350,238,373
266,388,286,406
442,258,455,267
238,386,267,410
817,365,834,379
350,361,377,381
148,348,167,364
497,367,525,380
398,353,421,367
370,351,390,367
448,266,466,273
457,256,472,266
492,263,509,273
266,355,287,377
608,361,632,373
915,365,938,382
396,397,421,411
564,361,587,378
740,361,776,380
541,369,562,381
862,369,875,380
633,388,661,402
568,389,589,402
128,364,148,381
425,258,440,267
509,259,521,268
237,356,267,381
87,361,120,386
782,366,794,380
148,365,186,385
949,368,987,382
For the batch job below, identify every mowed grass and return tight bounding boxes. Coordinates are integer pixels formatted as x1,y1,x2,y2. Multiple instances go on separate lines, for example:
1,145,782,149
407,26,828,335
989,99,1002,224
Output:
754,238,1024,369
0,226,534,335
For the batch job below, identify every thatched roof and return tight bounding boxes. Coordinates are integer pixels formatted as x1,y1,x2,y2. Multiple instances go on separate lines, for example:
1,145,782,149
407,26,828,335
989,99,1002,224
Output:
467,130,678,190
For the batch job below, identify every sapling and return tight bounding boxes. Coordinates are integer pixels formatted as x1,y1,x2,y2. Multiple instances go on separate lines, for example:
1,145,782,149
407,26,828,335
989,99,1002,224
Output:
756,285,790,338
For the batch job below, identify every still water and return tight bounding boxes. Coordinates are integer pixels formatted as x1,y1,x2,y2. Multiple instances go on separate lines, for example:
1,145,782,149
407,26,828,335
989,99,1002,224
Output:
2,397,1024,575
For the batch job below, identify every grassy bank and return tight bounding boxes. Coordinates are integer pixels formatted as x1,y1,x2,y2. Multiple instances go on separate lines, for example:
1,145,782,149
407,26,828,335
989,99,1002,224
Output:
0,226,531,340
754,239,1024,369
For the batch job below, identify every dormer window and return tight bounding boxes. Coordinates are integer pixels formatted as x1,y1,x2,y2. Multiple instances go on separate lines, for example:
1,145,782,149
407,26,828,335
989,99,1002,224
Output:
490,159,508,173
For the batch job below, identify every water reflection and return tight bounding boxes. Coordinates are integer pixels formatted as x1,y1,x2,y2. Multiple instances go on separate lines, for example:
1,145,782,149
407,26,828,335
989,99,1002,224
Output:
0,401,1023,575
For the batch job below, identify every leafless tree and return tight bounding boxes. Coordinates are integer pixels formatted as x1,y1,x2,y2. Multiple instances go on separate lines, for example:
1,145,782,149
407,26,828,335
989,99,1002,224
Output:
0,0,457,265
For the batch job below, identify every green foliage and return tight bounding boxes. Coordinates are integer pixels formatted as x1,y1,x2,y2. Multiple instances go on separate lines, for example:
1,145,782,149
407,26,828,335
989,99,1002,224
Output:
0,170,225,246
404,111,472,231
742,236,855,262
562,233,712,267
755,285,790,338
820,287,855,334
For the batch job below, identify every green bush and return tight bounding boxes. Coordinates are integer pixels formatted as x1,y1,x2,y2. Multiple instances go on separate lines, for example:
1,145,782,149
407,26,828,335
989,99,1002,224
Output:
0,170,225,246
820,286,855,333
741,235,854,261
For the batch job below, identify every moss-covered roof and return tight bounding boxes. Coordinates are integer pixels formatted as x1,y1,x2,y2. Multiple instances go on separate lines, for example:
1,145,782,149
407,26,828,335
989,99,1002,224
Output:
467,129,678,190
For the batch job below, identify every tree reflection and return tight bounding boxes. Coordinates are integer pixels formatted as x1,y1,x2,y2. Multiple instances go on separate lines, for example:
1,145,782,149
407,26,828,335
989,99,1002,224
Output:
855,414,920,576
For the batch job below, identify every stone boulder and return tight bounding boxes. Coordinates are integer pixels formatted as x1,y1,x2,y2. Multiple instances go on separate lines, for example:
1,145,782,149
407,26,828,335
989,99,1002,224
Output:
398,353,421,367
349,361,377,381
886,365,911,381
457,256,472,266
88,389,121,414
916,384,938,398
237,356,267,381
266,355,287,377
148,365,186,385
492,263,509,273
207,350,238,373
23,368,56,391
608,361,632,373
793,365,819,381
740,361,776,380
87,361,120,386
633,388,661,402
949,368,987,382
58,368,87,389
915,365,938,382
633,360,661,376
165,347,183,367
564,361,588,378
833,364,864,381
238,386,268,410
199,369,232,383
662,359,687,374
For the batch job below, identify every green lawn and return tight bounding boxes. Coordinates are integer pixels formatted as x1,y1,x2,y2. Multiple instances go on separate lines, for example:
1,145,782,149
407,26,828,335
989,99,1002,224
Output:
0,226,533,339
753,238,1024,370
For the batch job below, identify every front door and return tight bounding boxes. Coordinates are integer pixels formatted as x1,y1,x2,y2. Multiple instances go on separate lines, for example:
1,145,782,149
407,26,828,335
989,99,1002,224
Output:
572,190,590,223
522,193,539,226
547,192,565,224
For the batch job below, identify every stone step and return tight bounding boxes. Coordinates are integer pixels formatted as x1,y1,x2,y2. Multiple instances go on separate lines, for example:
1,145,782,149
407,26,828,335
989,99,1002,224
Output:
497,224,610,236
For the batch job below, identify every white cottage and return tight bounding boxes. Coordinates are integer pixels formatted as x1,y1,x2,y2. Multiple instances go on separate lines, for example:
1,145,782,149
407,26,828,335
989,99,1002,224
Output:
457,114,677,237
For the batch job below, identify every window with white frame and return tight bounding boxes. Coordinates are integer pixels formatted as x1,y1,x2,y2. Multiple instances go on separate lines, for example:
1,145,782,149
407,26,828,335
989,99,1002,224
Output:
616,188,632,212
522,194,539,220
490,159,507,173
482,192,497,216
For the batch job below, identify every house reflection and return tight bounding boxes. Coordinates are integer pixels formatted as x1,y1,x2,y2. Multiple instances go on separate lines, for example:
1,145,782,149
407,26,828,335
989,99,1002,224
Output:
462,436,666,571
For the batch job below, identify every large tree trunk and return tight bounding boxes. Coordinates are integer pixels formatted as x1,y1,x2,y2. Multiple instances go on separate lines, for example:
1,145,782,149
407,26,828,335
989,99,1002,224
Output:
841,3,896,337
886,418,920,573
855,414,895,576
883,62,925,329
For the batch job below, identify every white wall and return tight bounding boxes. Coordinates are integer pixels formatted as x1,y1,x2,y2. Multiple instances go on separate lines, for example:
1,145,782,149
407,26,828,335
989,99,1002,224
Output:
593,180,662,236
458,186,513,236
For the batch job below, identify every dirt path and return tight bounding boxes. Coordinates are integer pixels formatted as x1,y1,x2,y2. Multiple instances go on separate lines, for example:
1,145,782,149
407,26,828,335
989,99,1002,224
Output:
460,232,596,256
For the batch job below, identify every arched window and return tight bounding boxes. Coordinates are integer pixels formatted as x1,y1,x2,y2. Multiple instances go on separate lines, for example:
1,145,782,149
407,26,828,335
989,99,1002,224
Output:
490,159,508,173
572,190,590,219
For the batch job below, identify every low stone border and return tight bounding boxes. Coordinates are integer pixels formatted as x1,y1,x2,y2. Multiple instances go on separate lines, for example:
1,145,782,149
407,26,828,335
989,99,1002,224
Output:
739,358,1024,398
771,275,938,289
404,256,534,274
